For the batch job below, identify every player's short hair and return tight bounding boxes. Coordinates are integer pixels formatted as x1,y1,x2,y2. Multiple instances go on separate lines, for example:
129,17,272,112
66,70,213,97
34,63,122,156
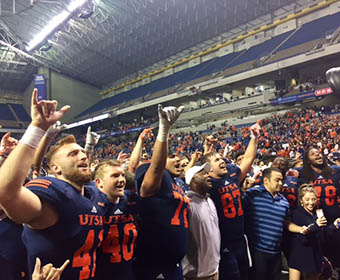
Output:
262,167,282,180
201,152,217,164
46,135,76,167
94,159,122,180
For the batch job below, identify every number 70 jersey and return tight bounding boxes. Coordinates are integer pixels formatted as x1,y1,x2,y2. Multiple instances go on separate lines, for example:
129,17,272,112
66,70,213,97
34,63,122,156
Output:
209,164,244,248
135,163,189,265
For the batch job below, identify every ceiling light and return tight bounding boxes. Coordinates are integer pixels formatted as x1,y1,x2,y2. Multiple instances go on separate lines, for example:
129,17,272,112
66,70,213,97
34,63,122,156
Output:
68,0,87,12
26,0,89,52
26,11,69,51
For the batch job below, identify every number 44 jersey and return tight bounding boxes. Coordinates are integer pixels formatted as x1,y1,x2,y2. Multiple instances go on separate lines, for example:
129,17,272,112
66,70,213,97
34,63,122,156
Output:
22,177,110,280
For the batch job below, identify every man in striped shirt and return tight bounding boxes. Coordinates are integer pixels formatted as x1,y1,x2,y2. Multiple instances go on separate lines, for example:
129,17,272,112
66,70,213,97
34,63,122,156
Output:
243,167,308,280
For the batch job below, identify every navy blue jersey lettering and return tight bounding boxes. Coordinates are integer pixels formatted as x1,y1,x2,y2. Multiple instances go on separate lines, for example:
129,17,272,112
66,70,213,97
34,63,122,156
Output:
280,176,301,212
22,177,109,280
209,164,244,247
300,166,340,223
96,190,139,280
135,163,189,265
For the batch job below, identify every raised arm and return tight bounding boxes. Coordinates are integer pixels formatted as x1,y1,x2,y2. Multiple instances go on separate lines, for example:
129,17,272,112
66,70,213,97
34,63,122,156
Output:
0,89,70,224
184,150,202,173
32,121,67,175
84,126,100,163
128,128,153,174
140,105,183,197
238,123,260,182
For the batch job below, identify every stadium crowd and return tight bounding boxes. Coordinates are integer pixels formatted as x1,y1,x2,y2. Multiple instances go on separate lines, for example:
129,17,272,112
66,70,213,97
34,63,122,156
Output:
0,84,340,280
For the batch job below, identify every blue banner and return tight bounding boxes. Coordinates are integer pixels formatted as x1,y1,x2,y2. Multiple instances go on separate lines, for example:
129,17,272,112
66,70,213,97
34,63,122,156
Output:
270,87,333,105
34,75,47,101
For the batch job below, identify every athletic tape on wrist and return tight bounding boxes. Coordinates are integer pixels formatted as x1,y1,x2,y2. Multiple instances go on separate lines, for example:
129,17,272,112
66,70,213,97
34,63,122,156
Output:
20,125,46,149
157,124,169,142
85,144,94,153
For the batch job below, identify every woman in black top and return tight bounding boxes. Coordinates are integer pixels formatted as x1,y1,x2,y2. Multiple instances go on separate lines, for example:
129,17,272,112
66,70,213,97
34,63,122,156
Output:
288,184,340,280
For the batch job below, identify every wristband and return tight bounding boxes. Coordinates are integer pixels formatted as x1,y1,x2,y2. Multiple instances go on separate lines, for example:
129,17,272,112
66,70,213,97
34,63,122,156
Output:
157,123,170,142
85,144,94,153
20,125,46,149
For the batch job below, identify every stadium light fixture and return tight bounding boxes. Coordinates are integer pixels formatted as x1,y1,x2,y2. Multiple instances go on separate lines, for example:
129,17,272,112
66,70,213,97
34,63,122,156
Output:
66,113,111,129
26,0,88,51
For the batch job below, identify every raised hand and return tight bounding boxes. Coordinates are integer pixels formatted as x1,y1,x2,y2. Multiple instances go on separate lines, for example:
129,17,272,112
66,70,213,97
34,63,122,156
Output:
32,257,70,280
157,104,184,142
0,132,18,156
31,89,70,131
85,126,101,153
191,150,202,162
158,105,184,127
117,151,129,164
45,121,67,140
140,128,153,140
250,122,261,138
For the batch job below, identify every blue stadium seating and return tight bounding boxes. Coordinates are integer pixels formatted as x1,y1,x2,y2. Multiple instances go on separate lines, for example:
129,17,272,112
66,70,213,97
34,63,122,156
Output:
10,104,31,122
78,12,340,118
0,104,16,121
276,12,340,53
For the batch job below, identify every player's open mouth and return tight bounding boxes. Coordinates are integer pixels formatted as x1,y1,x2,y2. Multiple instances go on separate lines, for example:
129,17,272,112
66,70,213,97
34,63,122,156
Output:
78,163,88,169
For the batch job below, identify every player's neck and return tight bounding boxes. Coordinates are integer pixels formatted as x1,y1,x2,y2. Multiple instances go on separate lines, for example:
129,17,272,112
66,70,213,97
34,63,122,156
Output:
62,178,84,194
311,164,322,174
109,195,120,204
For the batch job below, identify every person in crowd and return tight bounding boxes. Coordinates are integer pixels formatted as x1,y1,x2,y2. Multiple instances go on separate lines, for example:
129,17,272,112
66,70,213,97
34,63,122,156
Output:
0,89,110,279
329,152,340,167
94,159,139,280
182,162,220,280
243,167,310,280
134,104,188,279
300,147,340,269
201,122,261,280
288,184,340,280
128,128,153,174
271,157,300,210
0,132,28,280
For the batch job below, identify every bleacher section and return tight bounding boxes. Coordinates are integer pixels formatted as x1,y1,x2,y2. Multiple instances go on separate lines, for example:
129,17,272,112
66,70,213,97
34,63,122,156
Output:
10,104,31,122
78,12,340,119
0,104,16,121
276,12,340,53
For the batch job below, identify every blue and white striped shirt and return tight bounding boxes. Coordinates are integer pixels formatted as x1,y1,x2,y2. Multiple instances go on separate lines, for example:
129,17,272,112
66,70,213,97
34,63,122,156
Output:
243,185,290,254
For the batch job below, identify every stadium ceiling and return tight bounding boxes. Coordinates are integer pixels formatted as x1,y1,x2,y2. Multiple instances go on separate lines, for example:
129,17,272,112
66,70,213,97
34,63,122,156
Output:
0,0,305,93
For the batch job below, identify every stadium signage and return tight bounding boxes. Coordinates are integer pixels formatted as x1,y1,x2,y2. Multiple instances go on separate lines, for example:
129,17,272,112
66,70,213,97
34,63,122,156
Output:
270,87,333,105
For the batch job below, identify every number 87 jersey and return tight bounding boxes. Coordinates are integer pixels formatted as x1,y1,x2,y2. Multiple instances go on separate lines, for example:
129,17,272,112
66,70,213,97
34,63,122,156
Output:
208,164,244,248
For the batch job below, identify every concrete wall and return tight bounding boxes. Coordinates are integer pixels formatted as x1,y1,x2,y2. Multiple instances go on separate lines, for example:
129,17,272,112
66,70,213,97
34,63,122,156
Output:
51,71,101,123
23,71,101,124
